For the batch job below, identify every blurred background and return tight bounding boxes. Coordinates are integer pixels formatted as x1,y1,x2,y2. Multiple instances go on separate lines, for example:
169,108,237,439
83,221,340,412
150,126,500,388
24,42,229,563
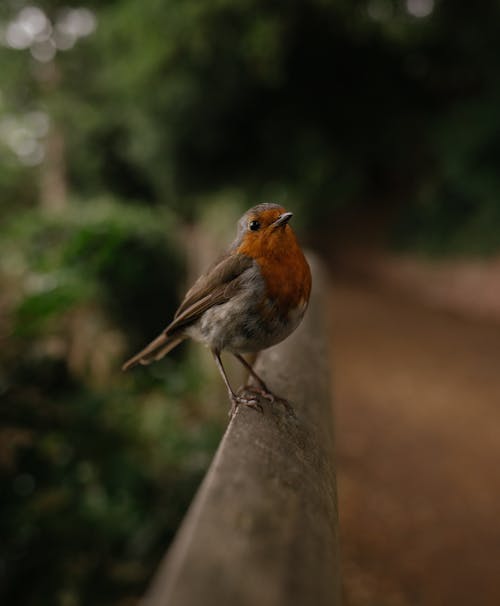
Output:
1,1,499,605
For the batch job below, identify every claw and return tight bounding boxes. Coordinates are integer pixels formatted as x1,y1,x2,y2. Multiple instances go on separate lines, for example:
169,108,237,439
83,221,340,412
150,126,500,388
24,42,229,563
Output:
242,385,275,403
239,384,296,417
229,394,264,417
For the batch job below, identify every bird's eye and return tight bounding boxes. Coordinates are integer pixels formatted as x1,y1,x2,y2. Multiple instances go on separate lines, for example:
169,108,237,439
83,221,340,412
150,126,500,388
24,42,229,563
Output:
249,220,261,231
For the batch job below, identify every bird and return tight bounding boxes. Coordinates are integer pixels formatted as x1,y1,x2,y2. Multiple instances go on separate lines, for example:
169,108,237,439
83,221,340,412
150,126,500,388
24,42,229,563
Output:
122,203,312,416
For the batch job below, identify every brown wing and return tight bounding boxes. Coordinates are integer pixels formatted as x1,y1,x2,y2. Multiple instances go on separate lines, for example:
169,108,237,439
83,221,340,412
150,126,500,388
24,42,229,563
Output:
164,252,254,335
122,253,253,371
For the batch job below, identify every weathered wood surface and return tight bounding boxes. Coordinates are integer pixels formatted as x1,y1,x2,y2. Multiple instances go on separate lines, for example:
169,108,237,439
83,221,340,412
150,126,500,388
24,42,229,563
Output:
142,255,340,606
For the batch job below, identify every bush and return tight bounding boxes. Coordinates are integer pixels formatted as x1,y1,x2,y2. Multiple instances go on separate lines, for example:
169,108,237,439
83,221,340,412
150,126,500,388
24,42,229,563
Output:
0,198,223,605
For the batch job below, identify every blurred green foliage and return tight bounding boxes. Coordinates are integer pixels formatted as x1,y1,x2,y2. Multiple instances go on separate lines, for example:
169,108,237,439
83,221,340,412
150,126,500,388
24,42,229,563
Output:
2,0,499,249
2,200,182,342
2,372,220,606
0,200,222,605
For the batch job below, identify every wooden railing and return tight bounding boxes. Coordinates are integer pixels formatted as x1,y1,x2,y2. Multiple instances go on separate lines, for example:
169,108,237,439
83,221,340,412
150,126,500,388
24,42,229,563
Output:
142,255,340,606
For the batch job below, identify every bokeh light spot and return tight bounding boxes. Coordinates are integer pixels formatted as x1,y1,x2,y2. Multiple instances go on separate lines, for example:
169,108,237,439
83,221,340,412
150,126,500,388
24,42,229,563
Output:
406,0,434,18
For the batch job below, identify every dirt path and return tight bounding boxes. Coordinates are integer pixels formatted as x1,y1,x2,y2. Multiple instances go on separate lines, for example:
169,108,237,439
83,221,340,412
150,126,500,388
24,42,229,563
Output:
330,274,500,606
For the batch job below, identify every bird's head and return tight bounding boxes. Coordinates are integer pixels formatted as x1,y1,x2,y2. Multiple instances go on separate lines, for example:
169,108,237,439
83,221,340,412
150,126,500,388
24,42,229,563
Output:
233,203,295,258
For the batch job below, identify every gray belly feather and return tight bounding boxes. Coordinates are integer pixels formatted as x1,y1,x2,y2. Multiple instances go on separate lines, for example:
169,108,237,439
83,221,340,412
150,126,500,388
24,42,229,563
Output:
185,266,305,353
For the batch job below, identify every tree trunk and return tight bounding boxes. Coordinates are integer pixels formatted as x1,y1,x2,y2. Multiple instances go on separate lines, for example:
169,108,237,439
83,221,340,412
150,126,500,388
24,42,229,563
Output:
37,60,68,214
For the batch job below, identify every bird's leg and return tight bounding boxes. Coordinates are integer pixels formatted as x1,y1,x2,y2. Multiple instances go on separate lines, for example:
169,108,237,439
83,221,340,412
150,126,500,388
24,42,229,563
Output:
233,353,296,416
233,353,278,403
212,351,263,417
233,353,271,394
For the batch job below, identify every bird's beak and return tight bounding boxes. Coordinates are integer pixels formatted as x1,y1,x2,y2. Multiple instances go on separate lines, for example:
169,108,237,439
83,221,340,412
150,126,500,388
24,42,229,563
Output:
273,212,293,228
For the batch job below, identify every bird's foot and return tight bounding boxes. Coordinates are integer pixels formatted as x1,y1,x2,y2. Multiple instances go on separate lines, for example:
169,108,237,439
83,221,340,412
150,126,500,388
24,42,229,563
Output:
241,385,297,418
229,393,264,418
243,384,275,403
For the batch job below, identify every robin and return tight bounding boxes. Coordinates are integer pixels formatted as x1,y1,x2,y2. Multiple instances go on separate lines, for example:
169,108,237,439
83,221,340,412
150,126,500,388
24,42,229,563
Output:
122,203,312,416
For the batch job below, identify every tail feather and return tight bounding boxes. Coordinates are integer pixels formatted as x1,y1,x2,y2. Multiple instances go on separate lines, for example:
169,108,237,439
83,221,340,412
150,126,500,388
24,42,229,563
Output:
122,333,185,371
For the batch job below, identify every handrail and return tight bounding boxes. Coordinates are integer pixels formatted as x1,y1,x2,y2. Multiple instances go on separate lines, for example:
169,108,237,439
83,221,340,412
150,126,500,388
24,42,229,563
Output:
142,255,340,606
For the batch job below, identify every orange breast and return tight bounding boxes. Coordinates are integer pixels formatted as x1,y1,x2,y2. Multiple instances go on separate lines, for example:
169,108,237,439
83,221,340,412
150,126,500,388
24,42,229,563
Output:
238,226,311,315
